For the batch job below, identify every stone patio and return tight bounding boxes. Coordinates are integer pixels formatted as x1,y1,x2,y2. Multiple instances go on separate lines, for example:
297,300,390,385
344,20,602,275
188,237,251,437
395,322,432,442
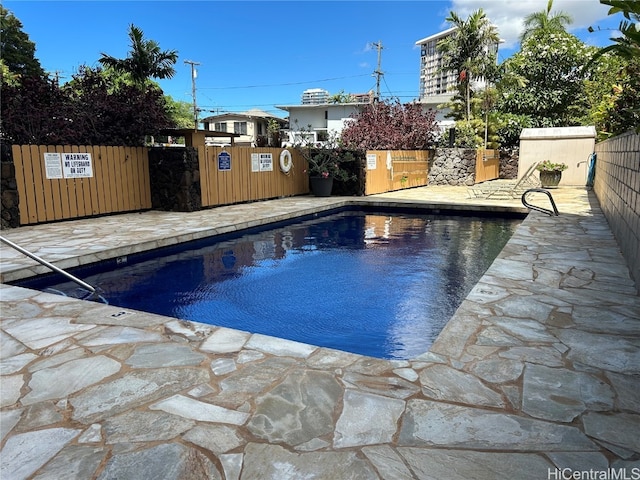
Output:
1,185,639,479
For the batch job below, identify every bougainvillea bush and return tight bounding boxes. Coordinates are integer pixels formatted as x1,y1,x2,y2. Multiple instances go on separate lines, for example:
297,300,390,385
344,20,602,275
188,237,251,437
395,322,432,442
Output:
340,100,440,151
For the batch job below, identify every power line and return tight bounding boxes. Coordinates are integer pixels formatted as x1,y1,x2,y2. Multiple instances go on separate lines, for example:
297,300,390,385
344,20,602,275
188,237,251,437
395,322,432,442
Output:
197,73,371,90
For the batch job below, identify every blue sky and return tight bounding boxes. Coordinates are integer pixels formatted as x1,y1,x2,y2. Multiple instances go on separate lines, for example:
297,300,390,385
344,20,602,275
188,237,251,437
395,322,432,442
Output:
5,1,622,118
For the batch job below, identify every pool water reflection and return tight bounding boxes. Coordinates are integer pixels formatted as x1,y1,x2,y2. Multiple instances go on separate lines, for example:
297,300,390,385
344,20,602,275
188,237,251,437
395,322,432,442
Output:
20,210,520,359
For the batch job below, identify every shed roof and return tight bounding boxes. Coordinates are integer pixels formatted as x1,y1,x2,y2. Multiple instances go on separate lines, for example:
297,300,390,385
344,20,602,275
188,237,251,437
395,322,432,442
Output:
520,126,596,140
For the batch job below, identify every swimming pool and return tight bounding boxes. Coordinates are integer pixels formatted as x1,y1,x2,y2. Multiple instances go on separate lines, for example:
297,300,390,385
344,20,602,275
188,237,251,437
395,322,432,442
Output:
15,208,522,359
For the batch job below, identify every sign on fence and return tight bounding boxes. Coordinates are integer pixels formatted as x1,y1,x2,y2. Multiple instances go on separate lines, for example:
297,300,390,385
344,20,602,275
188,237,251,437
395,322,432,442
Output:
43,152,94,179
63,153,93,178
44,153,63,179
218,151,231,171
251,153,273,172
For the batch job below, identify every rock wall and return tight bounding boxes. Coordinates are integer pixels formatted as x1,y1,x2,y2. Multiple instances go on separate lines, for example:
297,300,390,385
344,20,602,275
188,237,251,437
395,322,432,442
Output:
149,147,202,212
500,148,520,180
428,148,476,186
1,141,20,229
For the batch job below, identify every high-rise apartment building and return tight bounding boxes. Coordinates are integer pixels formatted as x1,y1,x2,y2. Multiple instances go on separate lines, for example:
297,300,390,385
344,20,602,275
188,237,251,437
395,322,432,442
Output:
415,27,459,102
301,88,330,105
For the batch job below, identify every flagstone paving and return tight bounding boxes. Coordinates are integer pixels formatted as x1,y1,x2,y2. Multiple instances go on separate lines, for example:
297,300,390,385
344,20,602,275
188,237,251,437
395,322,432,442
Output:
1,185,639,479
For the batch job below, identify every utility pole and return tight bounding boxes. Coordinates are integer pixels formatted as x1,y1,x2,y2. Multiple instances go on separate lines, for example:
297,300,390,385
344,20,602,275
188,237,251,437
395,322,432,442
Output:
371,41,384,101
47,70,66,87
184,60,200,130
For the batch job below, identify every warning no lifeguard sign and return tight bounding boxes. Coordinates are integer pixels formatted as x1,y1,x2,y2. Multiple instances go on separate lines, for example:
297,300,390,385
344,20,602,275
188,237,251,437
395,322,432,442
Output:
62,153,93,178
44,152,94,179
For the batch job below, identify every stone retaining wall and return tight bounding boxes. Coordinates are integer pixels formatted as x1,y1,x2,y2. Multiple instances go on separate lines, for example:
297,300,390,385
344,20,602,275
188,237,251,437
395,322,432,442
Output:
593,131,640,293
428,148,476,186
499,148,519,180
1,141,19,229
149,147,202,212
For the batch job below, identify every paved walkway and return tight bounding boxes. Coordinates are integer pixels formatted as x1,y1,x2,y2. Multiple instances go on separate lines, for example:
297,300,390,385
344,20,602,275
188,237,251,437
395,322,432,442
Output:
1,186,639,479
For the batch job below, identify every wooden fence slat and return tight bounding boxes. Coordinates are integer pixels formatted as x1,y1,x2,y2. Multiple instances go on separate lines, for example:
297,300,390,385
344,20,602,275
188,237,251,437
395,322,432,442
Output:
84,146,100,215
12,145,33,225
94,146,108,214
28,145,49,223
106,146,118,213
125,147,137,210
36,145,57,222
69,145,88,218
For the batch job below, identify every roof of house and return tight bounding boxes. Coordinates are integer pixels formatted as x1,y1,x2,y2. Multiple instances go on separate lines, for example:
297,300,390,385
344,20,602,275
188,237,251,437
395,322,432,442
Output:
275,102,370,111
160,128,241,138
201,109,285,123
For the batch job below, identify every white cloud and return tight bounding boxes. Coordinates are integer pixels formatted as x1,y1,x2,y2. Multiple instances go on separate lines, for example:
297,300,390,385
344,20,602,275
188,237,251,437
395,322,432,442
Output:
450,0,612,49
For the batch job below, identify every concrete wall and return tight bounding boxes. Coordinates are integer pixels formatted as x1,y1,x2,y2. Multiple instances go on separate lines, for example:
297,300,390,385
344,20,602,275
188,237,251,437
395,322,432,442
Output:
519,127,596,186
593,131,640,292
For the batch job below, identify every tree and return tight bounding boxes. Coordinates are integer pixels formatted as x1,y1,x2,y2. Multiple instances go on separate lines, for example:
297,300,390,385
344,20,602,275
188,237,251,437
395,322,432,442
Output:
1,65,175,146
437,9,500,123
1,75,72,144
0,6,45,79
164,96,195,129
589,0,640,63
520,0,572,42
98,24,178,89
340,100,439,151
586,0,640,135
497,29,594,127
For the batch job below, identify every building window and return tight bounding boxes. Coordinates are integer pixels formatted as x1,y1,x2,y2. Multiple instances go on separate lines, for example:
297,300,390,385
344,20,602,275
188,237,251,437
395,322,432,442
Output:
234,122,247,135
215,122,226,132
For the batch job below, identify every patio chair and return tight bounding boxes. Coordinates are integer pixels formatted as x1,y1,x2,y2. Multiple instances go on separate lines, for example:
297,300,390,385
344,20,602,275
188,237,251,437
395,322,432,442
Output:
467,162,541,199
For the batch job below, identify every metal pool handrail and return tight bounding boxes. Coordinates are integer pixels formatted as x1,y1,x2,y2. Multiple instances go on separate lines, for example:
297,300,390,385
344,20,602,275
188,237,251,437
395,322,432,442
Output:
521,188,559,216
0,236,97,293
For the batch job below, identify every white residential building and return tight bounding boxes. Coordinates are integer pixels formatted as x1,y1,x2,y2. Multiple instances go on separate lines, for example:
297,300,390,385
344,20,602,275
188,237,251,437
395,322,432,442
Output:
201,109,286,147
276,101,371,147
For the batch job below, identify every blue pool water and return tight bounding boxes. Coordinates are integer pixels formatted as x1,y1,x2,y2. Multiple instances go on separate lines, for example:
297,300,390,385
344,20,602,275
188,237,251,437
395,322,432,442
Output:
16,208,521,359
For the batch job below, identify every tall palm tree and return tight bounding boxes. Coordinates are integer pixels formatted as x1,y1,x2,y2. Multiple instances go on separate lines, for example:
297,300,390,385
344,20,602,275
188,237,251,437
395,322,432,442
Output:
520,0,572,42
99,24,178,89
437,9,500,122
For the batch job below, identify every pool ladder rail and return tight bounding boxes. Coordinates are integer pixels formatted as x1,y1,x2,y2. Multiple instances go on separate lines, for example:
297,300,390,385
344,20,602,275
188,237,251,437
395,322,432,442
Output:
0,235,106,303
521,188,559,216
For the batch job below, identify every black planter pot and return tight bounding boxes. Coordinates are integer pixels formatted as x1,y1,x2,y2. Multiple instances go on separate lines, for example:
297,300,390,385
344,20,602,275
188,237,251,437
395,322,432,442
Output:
539,170,562,188
309,176,334,197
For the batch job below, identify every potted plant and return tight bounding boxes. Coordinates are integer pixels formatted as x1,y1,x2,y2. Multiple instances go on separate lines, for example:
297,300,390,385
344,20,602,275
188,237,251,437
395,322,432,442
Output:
293,127,357,196
536,160,568,188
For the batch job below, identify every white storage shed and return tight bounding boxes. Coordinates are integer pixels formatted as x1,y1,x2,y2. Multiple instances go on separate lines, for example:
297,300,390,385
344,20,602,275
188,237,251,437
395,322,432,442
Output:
519,126,596,186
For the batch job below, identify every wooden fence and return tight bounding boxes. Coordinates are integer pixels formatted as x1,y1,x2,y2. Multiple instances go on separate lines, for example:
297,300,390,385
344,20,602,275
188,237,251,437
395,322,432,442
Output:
11,145,150,226
10,145,309,226
364,150,431,195
474,149,500,183
197,146,308,207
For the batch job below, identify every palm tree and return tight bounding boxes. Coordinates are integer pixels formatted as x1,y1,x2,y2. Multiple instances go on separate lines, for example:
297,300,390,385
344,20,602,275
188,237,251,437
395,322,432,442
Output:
520,0,572,42
437,9,500,122
99,24,178,89
590,0,640,61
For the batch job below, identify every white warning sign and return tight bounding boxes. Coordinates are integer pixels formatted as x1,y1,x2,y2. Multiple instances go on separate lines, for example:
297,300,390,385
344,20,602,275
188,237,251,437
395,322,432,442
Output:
62,153,93,178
